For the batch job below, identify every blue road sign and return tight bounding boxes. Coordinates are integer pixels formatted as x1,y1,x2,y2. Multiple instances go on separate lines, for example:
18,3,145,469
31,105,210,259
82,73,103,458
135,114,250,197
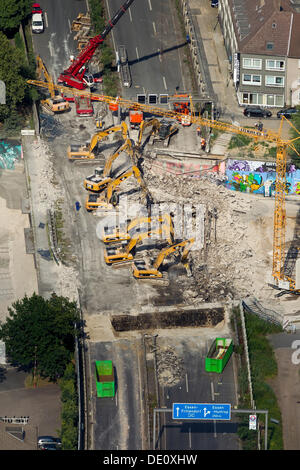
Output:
172,403,231,421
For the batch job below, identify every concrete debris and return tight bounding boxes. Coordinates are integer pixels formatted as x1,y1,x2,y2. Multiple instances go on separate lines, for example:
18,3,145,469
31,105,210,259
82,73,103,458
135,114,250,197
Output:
156,346,184,387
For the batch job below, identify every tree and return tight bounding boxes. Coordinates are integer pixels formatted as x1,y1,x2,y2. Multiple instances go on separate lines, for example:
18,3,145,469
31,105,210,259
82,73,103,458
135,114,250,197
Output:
0,0,31,35
0,293,80,381
289,107,300,168
0,32,28,122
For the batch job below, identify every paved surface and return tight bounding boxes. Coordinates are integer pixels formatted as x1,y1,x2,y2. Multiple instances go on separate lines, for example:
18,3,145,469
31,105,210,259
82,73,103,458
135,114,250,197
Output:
0,367,61,449
268,332,300,450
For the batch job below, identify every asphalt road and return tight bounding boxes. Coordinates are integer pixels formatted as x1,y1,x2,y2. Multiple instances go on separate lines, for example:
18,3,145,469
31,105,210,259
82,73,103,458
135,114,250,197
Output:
105,0,191,100
156,336,240,450
31,0,88,82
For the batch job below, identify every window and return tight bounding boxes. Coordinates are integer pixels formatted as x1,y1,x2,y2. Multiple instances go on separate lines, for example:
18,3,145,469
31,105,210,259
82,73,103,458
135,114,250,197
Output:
242,73,261,85
266,59,285,71
243,57,262,69
265,75,284,86
266,94,284,106
242,93,263,104
266,42,274,50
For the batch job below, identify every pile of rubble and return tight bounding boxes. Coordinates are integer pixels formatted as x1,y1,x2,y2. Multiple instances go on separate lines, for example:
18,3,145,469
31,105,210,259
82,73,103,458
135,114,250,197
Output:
142,162,269,303
156,346,184,387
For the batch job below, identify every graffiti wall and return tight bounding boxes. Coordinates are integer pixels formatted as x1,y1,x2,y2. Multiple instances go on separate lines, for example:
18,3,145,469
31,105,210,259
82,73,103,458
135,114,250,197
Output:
151,155,226,177
0,141,22,169
226,159,300,196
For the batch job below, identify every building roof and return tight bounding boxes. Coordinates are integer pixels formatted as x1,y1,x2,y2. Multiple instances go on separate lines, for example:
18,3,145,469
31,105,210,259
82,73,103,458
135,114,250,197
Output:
229,0,300,57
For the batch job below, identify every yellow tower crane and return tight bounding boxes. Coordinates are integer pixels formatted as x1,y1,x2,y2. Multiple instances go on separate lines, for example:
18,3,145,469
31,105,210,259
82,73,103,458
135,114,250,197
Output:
26,78,300,291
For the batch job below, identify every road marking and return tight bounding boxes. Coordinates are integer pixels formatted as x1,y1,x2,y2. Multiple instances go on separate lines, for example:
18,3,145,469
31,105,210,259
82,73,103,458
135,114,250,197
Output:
162,76,167,90
189,426,192,448
129,7,132,22
185,373,189,392
44,11,48,28
148,0,152,11
136,47,139,60
153,22,156,35
49,42,54,57
68,18,71,32
213,420,217,438
211,381,215,401
158,48,162,62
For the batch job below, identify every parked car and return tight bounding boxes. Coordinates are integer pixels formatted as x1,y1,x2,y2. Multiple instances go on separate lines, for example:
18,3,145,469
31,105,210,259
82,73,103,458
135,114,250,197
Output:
40,443,60,450
32,3,42,14
31,12,44,33
243,106,272,118
277,107,298,119
38,436,61,447
211,0,219,7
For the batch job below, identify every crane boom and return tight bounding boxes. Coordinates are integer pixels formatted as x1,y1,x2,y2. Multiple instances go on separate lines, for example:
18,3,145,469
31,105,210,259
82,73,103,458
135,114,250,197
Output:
58,0,135,89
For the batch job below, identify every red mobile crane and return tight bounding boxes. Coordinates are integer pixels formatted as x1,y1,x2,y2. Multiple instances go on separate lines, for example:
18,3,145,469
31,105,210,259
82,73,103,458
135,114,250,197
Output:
58,0,135,90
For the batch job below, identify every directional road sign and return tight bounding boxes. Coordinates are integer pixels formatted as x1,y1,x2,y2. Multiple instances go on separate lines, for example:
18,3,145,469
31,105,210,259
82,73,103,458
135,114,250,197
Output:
172,403,231,421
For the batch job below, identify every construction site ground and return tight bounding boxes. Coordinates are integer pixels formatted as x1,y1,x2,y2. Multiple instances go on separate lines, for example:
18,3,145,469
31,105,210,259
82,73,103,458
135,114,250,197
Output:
14,92,299,449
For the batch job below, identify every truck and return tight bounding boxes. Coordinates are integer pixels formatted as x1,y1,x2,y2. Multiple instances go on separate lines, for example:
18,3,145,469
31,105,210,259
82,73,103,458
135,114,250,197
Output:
117,45,132,88
129,110,143,129
205,338,233,373
95,360,115,398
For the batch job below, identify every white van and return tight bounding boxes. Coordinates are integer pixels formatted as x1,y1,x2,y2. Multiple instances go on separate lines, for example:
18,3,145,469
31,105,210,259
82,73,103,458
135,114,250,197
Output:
32,13,44,33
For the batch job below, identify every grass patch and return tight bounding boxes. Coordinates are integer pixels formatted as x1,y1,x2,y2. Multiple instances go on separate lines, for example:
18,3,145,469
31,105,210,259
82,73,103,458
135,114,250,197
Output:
233,308,283,450
25,373,52,388
228,134,252,149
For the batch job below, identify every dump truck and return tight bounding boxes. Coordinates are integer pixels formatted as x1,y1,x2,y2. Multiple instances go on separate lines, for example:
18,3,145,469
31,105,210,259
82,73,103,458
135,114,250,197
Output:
95,360,115,398
129,110,143,129
205,338,233,373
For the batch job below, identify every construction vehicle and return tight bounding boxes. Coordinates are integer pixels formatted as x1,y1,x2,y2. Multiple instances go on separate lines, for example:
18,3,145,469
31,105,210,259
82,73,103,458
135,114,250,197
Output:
118,45,132,88
170,94,194,126
104,220,174,266
129,110,143,129
74,94,93,116
58,0,135,90
95,360,115,398
27,81,300,291
132,238,195,280
35,56,70,114
83,138,133,192
137,118,178,148
205,338,233,373
67,122,128,161
85,165,146,212
102,213,173,244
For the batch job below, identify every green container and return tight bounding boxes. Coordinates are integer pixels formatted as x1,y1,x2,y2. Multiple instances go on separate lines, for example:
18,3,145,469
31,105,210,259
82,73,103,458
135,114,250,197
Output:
205,338,233,373
95,360,115,398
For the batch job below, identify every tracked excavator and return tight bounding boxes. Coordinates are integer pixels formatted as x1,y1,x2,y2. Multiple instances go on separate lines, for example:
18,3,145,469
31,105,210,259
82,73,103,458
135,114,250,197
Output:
67,122,128,161
83,137,133,192
102,213,174,244
36,56,70,114
132,238,195,281
85,165,146,212
104,219,174,266
137,119,178,148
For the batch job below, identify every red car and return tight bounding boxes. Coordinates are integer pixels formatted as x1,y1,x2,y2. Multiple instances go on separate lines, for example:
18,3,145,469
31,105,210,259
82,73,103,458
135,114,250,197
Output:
32,3,42,14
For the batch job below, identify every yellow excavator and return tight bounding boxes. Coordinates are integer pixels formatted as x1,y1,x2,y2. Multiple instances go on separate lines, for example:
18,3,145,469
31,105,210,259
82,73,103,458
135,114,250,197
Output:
36,56,70,114
85,165,147,212
83,138,133,192
104,220,174,266
67,121,128,161
132,238,195,280
102,213,174,244
137,118,178,148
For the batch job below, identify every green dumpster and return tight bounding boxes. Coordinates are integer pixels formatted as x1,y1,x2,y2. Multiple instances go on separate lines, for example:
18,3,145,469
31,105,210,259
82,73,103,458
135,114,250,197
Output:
205,338,233,373
95,360,115,398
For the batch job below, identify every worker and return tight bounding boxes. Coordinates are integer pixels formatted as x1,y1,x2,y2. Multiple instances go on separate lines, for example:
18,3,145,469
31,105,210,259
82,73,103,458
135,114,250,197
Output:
197,127,201,137
201,137,206,150
75,201,81,212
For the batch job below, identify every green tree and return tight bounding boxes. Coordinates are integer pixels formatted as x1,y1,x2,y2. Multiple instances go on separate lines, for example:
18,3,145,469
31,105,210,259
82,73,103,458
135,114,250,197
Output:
0,0,31,35
0,293,80,381
0,31,30,122
289,107,300,167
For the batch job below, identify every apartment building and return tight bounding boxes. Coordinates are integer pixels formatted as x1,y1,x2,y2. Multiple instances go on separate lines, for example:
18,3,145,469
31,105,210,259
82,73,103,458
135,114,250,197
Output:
218,0,300,107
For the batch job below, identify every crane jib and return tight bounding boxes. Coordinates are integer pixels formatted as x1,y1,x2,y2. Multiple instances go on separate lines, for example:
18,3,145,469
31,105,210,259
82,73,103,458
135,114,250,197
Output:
59,0,136,87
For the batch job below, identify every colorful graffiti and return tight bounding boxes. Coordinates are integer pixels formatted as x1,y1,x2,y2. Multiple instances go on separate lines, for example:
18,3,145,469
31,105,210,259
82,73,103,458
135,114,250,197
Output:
0,141,22,169
226,159,300,196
